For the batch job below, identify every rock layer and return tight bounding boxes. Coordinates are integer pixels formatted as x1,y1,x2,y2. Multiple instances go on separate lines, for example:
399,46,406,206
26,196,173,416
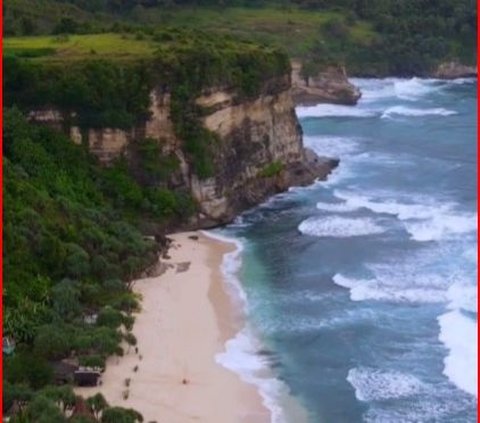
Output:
432,61,477,79
29,75,336,228
291,60,361,105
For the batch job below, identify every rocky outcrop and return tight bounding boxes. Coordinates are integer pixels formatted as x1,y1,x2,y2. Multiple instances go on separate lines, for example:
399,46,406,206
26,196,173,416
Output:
29,75,336,228
432,61,477,79
291,60,361,106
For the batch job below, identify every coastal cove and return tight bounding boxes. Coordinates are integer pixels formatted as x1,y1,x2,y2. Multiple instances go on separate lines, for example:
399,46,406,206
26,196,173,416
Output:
74,77,477,423
2,2,477,421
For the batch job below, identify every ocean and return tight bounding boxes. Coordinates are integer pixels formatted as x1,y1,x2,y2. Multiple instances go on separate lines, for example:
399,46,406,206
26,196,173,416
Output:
212,77,477,422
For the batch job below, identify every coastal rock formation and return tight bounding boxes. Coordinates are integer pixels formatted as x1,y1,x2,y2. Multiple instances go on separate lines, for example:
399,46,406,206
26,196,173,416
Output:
291,60,361,105
29,75,336,228
432,61,477,79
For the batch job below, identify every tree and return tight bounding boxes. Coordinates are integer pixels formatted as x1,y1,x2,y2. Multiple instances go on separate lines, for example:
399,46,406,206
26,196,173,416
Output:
52,279,81,321
97,306,124,329
53,17,79,35
24,395,66,423
34,325,71,360
41,386,76,415
3,382,32,415
86,393,109,420
4,352,53,390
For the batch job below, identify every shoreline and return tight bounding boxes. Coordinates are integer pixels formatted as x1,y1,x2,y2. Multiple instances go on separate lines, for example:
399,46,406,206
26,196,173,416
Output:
76,231,270,423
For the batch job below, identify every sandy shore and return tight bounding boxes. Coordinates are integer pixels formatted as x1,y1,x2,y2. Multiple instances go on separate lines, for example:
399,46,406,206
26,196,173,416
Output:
76,231,270,423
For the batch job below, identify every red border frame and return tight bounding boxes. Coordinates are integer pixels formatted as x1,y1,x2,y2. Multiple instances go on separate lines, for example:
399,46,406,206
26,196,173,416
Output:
0,1,477,421
1,0,4,416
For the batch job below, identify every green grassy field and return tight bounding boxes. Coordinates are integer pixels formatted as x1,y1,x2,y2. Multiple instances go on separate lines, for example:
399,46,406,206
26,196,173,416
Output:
4,33,159,61
134,6,377,57
4,6,377,62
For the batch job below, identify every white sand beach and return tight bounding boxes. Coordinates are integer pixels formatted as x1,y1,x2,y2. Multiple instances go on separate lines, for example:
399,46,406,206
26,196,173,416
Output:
76,232,270,423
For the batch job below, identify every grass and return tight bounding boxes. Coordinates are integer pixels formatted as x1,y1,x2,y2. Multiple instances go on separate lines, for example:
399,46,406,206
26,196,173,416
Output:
4,5,377,62
4,33,158,62
131,6,377,57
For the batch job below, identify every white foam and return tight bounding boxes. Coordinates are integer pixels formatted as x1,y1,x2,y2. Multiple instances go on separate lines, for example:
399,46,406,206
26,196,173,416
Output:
303,135,359,158
451,77,477,85
298,216,386,238
333,190,451,220
350,78,396,102
333,274,447,303
332,190,477,242
202,230,247,304
381,105,457,119
403,213,477,241
351,77,450,103
438,311,478,397
446,282,477,313
203,230,295,423
393,77,439,100
315,201,359,213
347,367,425,401
215,327,290,423
296,104,376,118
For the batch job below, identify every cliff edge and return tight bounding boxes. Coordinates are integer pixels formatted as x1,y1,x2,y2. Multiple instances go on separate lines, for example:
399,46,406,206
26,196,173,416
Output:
291,60,361,106
28,75,337,228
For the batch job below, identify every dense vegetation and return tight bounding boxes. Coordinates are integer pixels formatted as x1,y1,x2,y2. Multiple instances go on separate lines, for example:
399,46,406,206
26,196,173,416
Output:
2,109,194,420
4,0,476,75
4,29,289,176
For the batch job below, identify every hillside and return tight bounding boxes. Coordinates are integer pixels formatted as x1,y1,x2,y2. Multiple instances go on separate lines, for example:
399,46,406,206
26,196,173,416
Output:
4,0,477,76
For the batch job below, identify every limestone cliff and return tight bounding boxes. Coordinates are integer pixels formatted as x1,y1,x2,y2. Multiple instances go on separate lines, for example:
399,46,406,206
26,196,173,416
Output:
29,77,336,228
291,60,361,106
432,61,477,79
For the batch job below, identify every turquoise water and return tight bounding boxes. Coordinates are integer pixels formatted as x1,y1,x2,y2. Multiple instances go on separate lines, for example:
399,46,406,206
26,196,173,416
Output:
216,78,477,422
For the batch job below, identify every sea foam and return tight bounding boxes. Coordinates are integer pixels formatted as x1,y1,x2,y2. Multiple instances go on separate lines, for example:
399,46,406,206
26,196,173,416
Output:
393,77,440,100
298,216,386,238
438,310,478,397
347,367,425,402
203,230,296,423
303,135,360,158
333,273,448,304
296,104,376,118
332,190,477,242
381,105,457,119
403,212,477,242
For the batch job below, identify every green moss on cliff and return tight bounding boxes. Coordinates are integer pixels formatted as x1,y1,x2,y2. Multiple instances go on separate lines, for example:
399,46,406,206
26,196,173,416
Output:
259,161,284,178
4,30,290,178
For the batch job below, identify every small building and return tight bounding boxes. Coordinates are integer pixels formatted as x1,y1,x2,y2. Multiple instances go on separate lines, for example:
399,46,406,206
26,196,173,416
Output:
74,368,102,387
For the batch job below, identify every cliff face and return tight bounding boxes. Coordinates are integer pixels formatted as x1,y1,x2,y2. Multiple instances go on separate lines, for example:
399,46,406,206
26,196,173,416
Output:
291,60,361,106
432,61,477,79
29,76,336,228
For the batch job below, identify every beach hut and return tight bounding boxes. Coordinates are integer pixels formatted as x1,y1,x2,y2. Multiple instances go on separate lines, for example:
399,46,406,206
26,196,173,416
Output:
74,369,102,387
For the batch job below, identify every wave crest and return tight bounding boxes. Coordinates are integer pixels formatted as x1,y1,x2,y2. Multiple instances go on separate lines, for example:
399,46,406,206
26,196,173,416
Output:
298,216,386,238
381,105,457,119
